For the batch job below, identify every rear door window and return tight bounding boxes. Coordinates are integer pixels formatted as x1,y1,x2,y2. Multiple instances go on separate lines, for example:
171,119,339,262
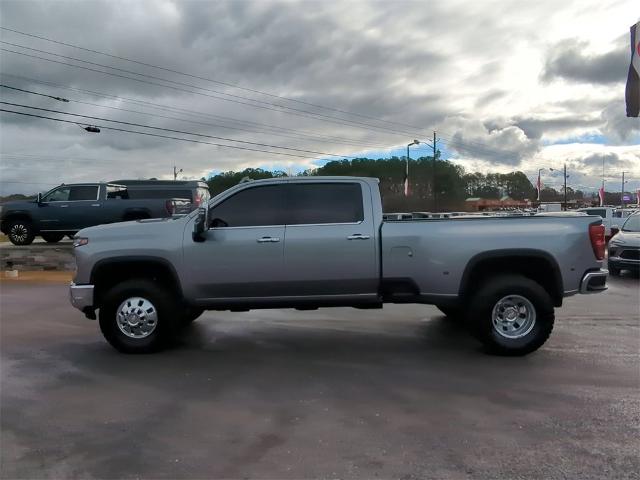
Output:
69,186,99,201
286,183,363,225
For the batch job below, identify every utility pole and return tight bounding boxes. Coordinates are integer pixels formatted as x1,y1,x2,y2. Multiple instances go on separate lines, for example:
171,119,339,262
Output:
173,165,183,180
432,131,437,212
563,163,567,211
621,171,628,209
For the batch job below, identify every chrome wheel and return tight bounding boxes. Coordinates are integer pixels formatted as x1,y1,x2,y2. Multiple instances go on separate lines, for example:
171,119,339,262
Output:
10,224,28,243
116,297,158,339
491,295,536,339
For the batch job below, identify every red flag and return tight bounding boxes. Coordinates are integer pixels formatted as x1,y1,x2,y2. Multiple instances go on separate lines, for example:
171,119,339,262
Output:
636,188,640,205
598,186,605,206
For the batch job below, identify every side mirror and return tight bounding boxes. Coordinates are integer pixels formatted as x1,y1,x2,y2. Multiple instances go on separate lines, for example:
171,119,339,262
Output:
36,193,43,204
192,207,208,242
611,225,620,236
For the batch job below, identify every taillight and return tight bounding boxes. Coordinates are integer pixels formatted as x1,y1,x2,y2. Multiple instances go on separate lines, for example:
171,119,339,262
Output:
589,224,605,260
194,194,201,207
165,200,174,215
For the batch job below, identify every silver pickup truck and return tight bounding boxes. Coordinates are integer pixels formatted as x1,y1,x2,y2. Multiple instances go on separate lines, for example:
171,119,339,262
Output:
69,177,608,355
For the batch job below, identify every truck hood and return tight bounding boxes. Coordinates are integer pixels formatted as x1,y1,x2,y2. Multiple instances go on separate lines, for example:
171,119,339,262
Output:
0,199,37,213
77,217,181,239
611,230,640,248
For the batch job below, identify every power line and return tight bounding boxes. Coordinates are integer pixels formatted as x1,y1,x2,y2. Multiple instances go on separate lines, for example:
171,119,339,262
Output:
0,25,433,131
0,74,390,149
0,99,361,159
0,43,423,137
0,108,317,159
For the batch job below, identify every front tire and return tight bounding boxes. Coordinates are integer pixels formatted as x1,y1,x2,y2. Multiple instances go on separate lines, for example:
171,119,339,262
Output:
608,264,620,276
7,220,35,245
41,233,65,243
99,280,179,353
466,275,554,356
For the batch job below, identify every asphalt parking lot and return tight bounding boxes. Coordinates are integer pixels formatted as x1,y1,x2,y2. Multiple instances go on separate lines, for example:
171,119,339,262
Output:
1,272,639,479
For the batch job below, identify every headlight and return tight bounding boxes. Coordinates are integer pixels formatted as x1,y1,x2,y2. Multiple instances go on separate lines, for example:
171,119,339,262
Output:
73,237,89,247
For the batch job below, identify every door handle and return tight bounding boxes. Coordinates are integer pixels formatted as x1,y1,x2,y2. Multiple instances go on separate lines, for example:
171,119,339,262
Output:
257,236,280,243
59,205,69,208
347,234,370,240
91,204,101,207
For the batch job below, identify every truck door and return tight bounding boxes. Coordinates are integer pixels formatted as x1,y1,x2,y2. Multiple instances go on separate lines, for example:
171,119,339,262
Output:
282,182,378,297
38,185,73,231
63,185,102,230
183,184,287,299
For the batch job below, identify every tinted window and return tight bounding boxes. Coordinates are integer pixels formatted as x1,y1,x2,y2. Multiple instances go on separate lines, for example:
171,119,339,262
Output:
69,186,98,201
43,187,71,202
209,185,286,227
127,189,192,201
287,183,363,225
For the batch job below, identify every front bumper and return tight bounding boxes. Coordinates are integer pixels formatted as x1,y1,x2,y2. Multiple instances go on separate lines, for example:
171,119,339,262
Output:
69,282,94,311
579,269,608,294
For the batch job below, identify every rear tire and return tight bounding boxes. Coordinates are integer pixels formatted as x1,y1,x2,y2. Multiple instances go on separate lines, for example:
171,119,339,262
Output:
465,275,554,356
7,220,35,245
99,280,179,353
41,233,65,243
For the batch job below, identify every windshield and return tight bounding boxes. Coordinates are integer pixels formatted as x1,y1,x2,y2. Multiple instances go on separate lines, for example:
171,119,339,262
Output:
622,214,640,232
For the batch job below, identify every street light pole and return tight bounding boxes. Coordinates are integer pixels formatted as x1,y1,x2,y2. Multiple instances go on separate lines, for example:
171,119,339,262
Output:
621,171,628,209
173,165,183,181
405,140,419,197
563,163,567,211
537,168,544,202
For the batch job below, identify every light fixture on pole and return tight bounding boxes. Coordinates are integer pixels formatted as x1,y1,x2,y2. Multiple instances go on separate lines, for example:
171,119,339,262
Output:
404,140,419,197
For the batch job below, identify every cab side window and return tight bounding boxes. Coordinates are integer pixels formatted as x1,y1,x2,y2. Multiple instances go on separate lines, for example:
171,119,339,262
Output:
208,185,286,227
69,186,99,201
42,187,71,202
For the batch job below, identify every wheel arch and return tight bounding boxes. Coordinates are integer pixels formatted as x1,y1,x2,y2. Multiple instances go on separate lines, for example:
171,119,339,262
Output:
1,211,35,233
459,249,564,307
91,256,183,307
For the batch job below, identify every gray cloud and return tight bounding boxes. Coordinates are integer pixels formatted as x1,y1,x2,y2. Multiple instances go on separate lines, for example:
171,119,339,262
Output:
0,0,638,195
542,38,629,85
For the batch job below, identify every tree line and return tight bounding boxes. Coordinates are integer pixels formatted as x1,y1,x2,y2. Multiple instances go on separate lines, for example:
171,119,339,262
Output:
205,156,590,211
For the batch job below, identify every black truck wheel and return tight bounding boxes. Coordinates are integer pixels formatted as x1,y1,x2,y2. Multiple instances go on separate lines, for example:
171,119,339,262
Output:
99,279,179,353
466,275,554,356
7,220,35,246
41,233,65,243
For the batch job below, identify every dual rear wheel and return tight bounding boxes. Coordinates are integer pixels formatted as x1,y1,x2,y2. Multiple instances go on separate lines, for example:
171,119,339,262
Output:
437,275,555,356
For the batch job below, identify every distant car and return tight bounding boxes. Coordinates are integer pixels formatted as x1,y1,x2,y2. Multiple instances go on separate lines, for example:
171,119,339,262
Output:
608,212,640,276
577,207,623,238
109,179,210,211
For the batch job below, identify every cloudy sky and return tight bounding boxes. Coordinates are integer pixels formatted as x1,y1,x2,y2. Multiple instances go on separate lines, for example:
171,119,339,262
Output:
0,0,638,196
